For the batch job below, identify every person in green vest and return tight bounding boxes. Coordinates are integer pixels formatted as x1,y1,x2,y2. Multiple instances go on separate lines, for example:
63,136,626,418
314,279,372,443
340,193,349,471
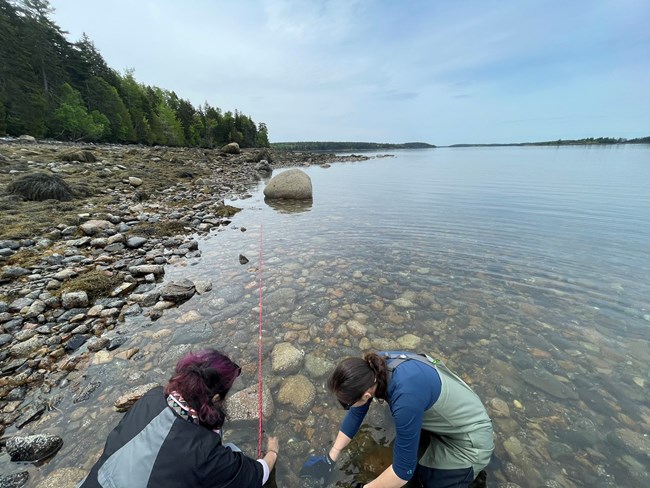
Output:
301,351,493,488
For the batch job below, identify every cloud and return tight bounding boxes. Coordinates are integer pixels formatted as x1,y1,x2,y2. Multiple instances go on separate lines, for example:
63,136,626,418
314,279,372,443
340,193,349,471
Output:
49,0,650,144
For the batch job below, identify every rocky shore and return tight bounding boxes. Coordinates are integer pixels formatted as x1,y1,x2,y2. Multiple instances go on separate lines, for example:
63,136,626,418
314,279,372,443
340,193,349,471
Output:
0,139,373,484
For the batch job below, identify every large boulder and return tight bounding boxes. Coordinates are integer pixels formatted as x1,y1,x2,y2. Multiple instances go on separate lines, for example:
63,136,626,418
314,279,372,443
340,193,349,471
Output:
221,142,240,154
263,169,312,200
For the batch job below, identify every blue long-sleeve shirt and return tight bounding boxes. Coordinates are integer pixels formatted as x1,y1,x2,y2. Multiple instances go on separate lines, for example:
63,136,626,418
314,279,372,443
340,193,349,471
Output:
339,354,442,480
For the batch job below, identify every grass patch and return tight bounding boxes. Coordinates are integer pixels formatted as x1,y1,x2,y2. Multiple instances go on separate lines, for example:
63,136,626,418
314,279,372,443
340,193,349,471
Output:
215,205,242,218
58,270,120,301
5,248,42,267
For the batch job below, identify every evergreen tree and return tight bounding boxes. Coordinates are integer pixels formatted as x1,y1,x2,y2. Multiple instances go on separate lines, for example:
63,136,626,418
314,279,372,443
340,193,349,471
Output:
256,122,270,147
85,75,135,142
48,82,108,140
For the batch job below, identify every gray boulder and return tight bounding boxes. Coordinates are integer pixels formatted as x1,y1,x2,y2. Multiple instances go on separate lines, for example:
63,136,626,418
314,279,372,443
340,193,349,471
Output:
255,160,272,173
221,142,240,154
263,169,312,200
160,279,196,303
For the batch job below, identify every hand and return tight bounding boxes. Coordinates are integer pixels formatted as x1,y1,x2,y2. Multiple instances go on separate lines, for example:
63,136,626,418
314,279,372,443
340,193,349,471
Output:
299,453,336,481
266,436,279,455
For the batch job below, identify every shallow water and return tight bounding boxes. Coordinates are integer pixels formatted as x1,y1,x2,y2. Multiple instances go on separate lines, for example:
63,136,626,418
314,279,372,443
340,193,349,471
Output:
14,145,650,487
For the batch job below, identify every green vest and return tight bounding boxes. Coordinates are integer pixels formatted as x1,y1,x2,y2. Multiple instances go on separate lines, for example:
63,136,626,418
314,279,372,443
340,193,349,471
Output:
386,353,494,473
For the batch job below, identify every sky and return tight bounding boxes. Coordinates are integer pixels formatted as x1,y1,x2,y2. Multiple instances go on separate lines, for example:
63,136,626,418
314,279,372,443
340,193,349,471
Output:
50,0,650,145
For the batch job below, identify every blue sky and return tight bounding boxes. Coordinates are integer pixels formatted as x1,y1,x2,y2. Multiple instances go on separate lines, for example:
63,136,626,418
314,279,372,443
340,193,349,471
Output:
51,0,649,145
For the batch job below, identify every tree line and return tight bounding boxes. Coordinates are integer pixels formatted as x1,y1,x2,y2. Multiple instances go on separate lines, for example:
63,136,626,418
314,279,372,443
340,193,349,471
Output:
0,0,270,148
448,136,650,147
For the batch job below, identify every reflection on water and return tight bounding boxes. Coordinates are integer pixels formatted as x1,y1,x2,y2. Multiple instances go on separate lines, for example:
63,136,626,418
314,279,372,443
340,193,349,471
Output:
14,147,650,487
264,197,313,214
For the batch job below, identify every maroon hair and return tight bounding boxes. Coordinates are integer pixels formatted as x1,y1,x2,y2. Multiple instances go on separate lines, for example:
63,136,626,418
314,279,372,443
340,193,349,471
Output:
164,349,241,430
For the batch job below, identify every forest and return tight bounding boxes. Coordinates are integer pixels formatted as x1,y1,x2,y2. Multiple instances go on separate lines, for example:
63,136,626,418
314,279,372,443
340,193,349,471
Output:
0,0,270,148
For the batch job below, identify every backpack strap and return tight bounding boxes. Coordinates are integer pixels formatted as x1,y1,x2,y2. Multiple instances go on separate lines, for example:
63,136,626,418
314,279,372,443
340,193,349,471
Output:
383,351,440,372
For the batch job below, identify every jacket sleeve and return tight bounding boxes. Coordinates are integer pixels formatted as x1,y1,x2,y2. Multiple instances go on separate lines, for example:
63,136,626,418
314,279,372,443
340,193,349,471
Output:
203,446,264,487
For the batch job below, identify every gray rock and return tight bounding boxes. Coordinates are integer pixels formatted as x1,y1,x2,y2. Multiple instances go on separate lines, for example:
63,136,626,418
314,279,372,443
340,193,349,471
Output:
8,297,33,312
0,240,21,250
9,335,45,357
2,267,31,279
271,342,304,374
255,159,272,173
64,334,88,351
304,354,335,378
194,280,212,294
126,236,147,249
263,168,313,200
0,472,29,488
61,291,89,309
6,434,63,462
80,220,115,236
227,384,274,421
0,333,13,346
129,264,164,277
221,142,240,154
160,279,195,302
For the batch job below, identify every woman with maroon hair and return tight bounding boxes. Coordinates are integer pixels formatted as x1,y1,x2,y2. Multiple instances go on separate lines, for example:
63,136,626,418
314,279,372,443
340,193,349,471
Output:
78,349,279,487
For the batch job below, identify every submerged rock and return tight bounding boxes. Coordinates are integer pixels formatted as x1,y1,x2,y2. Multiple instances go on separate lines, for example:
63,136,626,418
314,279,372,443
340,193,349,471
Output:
277,375,316,413
227,384,274,421
0,472,29,488
521,368,578,400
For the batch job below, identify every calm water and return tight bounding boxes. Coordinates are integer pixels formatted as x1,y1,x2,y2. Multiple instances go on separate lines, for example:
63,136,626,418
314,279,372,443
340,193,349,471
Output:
15,146,650,487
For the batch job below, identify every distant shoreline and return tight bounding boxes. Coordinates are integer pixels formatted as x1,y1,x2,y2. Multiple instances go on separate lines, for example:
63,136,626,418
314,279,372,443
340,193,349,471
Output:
272,136,650,152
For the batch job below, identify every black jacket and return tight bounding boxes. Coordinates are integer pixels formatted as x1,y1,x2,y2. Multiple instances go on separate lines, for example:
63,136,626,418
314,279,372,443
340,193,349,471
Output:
78,387,263,487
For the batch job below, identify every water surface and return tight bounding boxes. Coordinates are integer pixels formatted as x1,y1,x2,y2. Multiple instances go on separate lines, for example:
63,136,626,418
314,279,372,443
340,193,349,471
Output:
24,145,650,487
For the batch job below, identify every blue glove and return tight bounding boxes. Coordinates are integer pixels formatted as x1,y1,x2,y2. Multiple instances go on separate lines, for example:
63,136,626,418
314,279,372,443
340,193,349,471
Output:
299,453,336,481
